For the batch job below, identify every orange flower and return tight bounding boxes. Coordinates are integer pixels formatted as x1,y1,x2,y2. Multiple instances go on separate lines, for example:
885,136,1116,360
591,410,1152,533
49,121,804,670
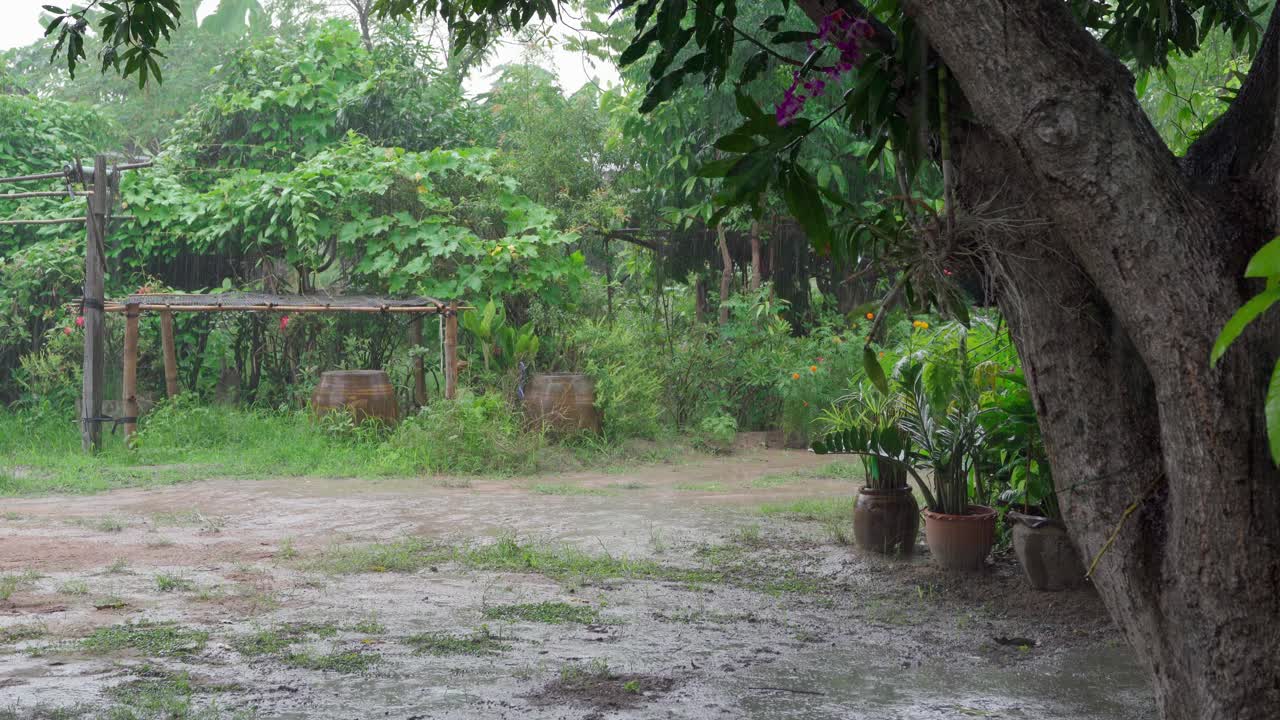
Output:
809,365,818,373
791,372,800,380
878,351,885,358
865,312,875,320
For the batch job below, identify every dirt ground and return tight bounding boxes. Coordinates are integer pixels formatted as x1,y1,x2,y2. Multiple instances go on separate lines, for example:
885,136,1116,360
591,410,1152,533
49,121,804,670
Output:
0,449,1155,719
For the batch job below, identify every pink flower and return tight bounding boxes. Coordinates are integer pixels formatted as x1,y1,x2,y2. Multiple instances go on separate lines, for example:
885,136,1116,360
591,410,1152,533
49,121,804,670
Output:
279,315,290,331
774,11,873,126
63,327,72,336
75,316,85,327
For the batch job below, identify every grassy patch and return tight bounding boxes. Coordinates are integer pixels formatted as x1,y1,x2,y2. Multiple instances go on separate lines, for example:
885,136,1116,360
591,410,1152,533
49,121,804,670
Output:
104,665,239,718
58,580,89,596
0,623,46,645
758,496,854,523
281,649,376,673
350,617,386,635
530,483,609,496
673,481,724,492
232,622,340,657
310,537,447,574
482,601,599,625
0,570,41,600
404,627,508,656
81,621,209,657
155,574,195,593
458,535,719,586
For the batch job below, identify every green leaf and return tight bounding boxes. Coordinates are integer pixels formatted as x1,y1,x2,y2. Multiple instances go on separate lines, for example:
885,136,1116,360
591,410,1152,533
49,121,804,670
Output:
1211,286,1280,366
864,346,888,393
1245,236,1280,278
1268,360,1280,465
714,134,757,153
771,31,819,44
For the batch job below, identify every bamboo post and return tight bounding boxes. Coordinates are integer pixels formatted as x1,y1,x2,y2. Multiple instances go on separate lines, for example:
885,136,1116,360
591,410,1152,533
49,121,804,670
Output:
122,303,141,441
160,310,179,398
410,315,427,407
444,302,458,400
81,155,107,452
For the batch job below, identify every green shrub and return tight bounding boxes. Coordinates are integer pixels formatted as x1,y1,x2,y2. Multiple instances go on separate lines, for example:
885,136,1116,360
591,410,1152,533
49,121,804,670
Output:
388,393,540,475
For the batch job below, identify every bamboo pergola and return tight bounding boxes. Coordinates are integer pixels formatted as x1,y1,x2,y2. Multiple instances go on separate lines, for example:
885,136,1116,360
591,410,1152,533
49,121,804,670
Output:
103,292,468,439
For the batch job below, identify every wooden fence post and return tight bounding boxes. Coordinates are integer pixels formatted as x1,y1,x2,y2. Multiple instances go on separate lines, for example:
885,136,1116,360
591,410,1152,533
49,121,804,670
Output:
410,315,427,406
122,303,140,441
160,310,179,398
444,302,458,400
81,155,108,452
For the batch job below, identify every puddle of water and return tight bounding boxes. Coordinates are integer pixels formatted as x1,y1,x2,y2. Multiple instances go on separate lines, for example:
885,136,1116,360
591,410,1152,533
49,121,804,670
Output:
733,643,1155,720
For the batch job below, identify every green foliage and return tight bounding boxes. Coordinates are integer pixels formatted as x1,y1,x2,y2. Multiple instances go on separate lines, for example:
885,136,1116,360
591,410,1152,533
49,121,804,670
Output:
388,394,542,476
1213,236,1280,464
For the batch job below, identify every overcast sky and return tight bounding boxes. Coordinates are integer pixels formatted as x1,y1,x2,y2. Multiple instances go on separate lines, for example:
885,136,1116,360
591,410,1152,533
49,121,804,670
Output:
0,0,618,95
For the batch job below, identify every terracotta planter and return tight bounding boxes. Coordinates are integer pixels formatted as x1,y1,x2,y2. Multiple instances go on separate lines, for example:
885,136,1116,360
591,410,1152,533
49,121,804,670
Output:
311,370,399,426
523,373,601,434
1008,511,1085,590
853,487,920,555
923,505,997,571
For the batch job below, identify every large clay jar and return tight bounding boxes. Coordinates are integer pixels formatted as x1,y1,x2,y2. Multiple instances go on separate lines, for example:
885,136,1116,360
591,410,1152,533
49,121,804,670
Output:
1008,510,1086,590
853,487,920,555
523,373,601,434
923,505,997,571
311,370,399,426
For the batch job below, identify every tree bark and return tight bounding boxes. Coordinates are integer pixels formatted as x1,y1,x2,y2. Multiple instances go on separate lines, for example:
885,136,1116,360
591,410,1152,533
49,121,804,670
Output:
717,225,732,324
749,220,763,292
794,1,1280,717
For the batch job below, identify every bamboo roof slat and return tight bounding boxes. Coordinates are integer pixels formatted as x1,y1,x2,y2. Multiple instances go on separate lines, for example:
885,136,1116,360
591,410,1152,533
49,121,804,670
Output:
101,292,465,314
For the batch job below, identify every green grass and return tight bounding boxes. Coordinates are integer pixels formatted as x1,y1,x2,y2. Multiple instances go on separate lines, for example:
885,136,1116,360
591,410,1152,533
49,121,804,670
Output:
481,601,599,625
530,483,610,496
58,580,89,595
281,649,376,673
0,623,46,645
758,496,857,545
103,665,241,719
310,537,448,574
0,570,41,600
758,496,855,523
155,574,195,593
232,622,340,657
404,627,508,656
81,621,209,657
673,481,725,492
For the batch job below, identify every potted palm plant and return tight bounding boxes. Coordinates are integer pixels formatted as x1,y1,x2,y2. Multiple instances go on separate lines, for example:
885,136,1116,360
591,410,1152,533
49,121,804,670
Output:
984,376,1084,589
813,383,919,555
897,364,997,571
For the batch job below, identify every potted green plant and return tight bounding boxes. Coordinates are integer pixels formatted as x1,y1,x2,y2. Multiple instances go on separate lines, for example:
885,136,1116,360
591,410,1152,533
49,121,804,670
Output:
896,364,997,571
813,383,919,555
984,376,1084,589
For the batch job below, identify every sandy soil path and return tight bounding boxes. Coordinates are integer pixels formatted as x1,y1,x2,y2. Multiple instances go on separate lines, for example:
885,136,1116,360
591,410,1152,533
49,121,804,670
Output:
0,450,1154,719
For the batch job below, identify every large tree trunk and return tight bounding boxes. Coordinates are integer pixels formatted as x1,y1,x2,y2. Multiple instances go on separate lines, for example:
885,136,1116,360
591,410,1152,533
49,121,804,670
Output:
796,1,1280,717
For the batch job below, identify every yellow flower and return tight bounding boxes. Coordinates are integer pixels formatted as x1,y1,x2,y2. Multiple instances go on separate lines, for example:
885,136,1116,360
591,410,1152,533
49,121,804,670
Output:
919,321,930,329
416,185,427,194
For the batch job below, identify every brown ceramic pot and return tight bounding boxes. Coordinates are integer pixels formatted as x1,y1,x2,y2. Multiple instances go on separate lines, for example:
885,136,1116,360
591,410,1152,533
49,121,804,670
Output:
1008,510,1085,590
311,370,399,426
523,373,601,434
923,504,997,571
853,487,920,555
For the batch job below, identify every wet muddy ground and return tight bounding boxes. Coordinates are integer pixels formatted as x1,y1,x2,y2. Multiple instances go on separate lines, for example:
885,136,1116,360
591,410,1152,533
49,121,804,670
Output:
0,450,1155,719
